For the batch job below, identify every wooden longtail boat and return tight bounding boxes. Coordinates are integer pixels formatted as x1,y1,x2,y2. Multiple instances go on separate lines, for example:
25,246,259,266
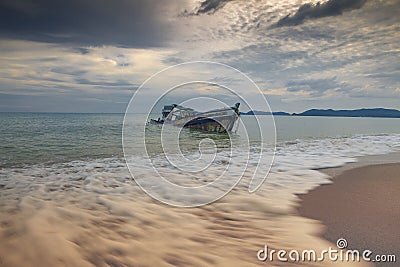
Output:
149,103,240,133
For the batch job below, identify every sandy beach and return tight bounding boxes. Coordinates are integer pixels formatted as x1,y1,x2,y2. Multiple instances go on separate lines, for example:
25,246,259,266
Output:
298,163,400,266
0,160,371,267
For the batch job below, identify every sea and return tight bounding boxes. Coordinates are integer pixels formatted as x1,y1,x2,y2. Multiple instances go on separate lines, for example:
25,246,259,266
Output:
0,112,399,266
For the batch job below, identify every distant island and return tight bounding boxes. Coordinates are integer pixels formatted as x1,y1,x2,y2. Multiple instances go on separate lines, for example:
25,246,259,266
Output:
241,108,400,118
241,110,290,116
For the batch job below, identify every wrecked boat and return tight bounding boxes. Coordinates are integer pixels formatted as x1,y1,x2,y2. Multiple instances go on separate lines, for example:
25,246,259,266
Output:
149,103,240,133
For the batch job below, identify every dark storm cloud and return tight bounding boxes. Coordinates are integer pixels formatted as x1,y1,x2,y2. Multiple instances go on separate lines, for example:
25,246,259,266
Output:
196,0,231,14
0,0,185,47
184,0,232,15
275,0,367,27
73,47,91,55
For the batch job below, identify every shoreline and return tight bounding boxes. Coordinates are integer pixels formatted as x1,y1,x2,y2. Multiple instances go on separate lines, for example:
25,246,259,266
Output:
298,153,400,266
1,147,399,266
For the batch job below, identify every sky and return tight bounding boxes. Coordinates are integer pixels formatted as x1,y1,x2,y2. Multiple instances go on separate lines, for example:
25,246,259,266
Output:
0,0,399,113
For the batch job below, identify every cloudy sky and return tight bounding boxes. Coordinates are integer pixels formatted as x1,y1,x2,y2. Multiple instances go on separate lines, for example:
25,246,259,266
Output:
0,0,399,113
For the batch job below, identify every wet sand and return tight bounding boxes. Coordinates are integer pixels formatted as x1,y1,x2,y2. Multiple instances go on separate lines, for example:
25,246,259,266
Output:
3,152,396,266
0,170,370,267
298,163,400,266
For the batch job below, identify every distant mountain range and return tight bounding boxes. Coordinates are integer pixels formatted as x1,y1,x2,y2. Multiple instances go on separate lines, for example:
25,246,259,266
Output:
241,108,400,118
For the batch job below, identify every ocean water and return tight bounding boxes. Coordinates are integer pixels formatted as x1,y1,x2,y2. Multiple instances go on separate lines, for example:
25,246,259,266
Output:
1,113,399,167
0,113,399,266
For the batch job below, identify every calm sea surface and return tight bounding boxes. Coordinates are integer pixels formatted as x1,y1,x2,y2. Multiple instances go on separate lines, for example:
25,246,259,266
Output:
1,113,400,168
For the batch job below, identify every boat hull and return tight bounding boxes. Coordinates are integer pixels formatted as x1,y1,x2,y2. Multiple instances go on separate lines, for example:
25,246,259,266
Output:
167,110,239,133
